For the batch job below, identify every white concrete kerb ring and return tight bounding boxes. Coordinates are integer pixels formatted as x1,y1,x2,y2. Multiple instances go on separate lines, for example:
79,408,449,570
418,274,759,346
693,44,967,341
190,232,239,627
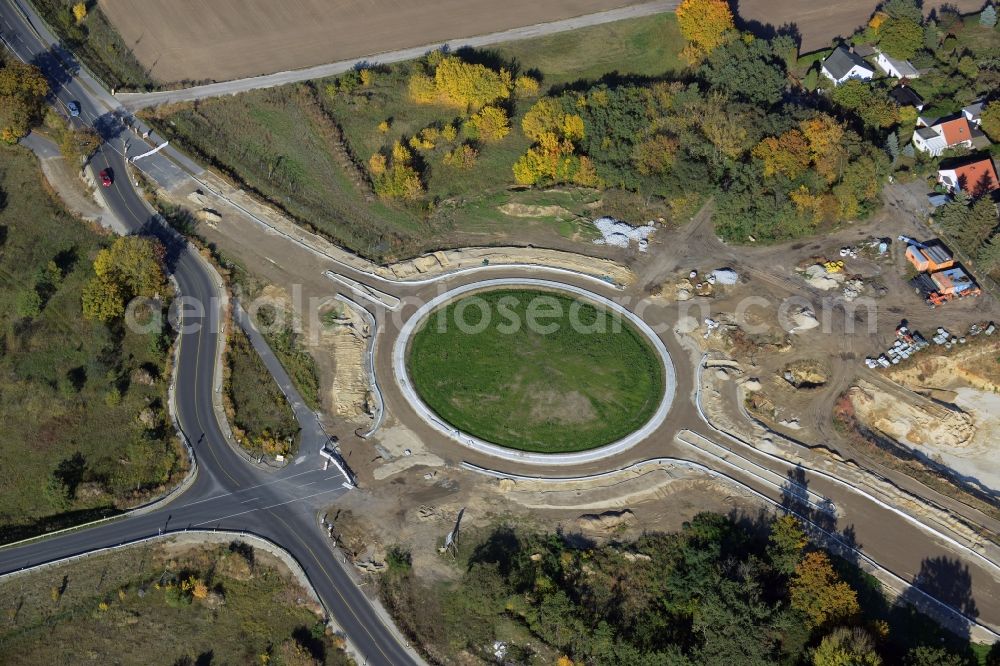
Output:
392,278,676,465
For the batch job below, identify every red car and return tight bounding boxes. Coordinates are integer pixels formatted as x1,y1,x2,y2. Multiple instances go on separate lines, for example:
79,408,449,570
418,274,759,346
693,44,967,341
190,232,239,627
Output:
99,168,113,187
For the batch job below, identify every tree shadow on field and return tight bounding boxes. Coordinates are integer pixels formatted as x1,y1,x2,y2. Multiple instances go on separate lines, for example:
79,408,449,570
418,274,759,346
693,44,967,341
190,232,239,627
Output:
452,47,520,78
468,524,521,576
727,0,804,50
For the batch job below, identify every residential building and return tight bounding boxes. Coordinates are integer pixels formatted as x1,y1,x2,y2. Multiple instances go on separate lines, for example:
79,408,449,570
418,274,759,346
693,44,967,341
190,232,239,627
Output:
913,116,976,156
889,85,924,110
937,156,1000,196
874,52,920,78
963,100,985,126
821,46,875,85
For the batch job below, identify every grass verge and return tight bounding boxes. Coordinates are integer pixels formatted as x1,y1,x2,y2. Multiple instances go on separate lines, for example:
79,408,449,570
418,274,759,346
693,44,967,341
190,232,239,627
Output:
225,327,300,457
406,289,663,452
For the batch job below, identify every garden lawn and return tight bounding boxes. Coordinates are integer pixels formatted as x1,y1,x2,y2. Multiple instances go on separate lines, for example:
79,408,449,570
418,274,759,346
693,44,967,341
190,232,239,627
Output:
406,289,664,452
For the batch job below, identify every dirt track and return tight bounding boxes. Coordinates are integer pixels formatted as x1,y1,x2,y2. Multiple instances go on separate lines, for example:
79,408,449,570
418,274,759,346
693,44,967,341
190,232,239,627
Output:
737,0,985,53
98,0,643,84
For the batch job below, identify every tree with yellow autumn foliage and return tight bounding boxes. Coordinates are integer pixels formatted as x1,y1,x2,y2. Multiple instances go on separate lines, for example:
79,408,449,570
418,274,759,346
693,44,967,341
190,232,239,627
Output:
790,551,860,628
409,55,512,111
371,140,423,200
0,60,49,143
82,236,166,322
676,0,735,63
467,106,510,142
752,129,812,180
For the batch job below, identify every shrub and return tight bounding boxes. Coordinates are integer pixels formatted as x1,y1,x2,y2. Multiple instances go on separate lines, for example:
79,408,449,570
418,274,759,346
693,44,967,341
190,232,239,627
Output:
515,75,540,97
443,143,478,169
466,106,510,142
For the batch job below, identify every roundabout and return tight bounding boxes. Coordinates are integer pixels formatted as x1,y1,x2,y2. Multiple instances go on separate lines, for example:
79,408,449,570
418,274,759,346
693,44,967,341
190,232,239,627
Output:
392,278,676,465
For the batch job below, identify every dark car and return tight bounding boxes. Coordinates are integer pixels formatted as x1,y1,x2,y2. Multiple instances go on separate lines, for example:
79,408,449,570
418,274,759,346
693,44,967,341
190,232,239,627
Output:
99,168,113,187
67,100,81,117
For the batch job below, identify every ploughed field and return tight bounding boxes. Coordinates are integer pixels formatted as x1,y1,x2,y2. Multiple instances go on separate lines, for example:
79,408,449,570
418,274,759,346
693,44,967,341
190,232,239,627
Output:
406,289,664,453
99,0,642,84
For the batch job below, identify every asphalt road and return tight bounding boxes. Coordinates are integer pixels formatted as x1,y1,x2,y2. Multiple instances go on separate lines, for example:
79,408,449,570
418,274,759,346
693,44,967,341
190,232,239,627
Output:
0,2,420,664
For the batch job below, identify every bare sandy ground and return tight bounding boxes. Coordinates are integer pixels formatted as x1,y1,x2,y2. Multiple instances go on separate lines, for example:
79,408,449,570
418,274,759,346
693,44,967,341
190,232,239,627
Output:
737,0,985,53
98,0,642,84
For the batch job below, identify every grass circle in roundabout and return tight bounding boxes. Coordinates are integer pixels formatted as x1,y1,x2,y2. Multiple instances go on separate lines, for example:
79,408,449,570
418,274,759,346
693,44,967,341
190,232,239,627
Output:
405,288,665,454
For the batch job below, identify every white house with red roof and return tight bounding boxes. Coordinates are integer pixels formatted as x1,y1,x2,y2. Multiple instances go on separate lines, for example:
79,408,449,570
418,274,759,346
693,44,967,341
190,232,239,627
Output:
913,115,976,156
937,156,1000,196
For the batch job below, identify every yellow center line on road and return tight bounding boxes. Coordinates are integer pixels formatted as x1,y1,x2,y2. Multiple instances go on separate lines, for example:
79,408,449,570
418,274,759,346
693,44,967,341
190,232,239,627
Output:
107,170,240,487
267,510,397,664
190,322,241,487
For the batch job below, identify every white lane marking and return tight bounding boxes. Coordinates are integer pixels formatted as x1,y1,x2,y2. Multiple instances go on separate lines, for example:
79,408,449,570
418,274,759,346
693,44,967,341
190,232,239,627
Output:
240,497,258,504
295,455,306,465
191,487,345,526
172,468,324,509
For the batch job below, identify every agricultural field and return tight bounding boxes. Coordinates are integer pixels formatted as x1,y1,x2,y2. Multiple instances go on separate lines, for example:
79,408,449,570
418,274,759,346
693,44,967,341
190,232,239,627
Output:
737,0,985,53
0,539,351,665
406,289,664,452
225,327,300,457
0,146,184,544
98,0,644,84
144,13,688,260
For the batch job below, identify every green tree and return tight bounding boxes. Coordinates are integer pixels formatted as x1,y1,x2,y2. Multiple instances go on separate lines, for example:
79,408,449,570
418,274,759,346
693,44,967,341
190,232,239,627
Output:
886,131,900,163
15,288,42,319
693,568,787,665
878,17,924,59
812,627,882,666
981,103,1000,143
767,515,807,575
978,236,1000,274
698,37,788,106
938,196,998,256
905,646,964,666
830,80,899,129
882,0,923,24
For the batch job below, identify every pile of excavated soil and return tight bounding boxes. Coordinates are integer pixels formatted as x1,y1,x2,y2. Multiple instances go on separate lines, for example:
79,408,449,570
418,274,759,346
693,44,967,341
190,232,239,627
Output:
887,343,1000,394
848,382,974,449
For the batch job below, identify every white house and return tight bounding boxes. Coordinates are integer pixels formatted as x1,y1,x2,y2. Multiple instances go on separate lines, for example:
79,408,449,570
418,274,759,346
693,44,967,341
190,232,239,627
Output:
963,100,985,126
912,116,976,156
874,52,920,79
821,46,876,85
